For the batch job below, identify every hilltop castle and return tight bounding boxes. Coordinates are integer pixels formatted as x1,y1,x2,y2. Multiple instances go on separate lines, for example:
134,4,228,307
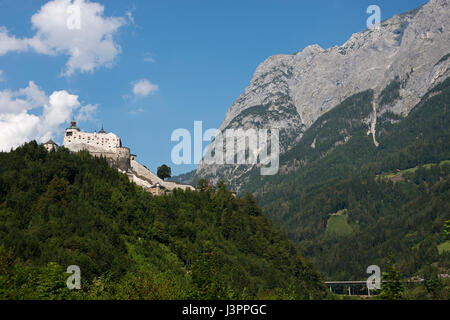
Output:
45,122,194,196
62,121,131,172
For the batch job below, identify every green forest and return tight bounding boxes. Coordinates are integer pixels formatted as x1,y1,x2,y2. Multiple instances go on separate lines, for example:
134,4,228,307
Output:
0,142,328,299
0,78,448,301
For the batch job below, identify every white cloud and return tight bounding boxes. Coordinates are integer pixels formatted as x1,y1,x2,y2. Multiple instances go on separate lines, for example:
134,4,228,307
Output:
132,79,159,97
75,103,97,122
0,81,95,151
0,70,4,81
128,107,144,115
0,112,40,151
125,10,135,25
0,0,126,76
0,81,48,114
143,53,155,63
0,27,30,55
143,57,155,63
39,91,81,141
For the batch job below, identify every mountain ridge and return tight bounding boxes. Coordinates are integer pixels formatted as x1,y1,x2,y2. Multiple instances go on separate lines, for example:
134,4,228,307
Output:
194,0,450,189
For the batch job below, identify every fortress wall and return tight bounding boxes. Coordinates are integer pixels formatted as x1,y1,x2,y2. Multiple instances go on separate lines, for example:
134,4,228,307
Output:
130,159,194,191
162,181,195,191
90,147,130,172
130,159,164,185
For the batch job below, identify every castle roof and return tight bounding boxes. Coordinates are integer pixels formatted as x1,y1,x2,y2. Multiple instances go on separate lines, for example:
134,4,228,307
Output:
67,121,80,131
44,139,58,146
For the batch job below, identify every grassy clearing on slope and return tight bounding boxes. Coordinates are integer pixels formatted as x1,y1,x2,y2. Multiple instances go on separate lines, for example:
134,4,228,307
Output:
326,213,354,237
380,160,450,179
438,241,450,255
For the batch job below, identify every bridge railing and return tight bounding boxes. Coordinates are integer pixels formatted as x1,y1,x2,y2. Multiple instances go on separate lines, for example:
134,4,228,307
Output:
325,280,424,296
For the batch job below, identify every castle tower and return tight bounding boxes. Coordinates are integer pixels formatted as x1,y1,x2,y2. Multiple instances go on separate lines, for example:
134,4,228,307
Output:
43,139,58,152
69,121,80,131
64,121,80,143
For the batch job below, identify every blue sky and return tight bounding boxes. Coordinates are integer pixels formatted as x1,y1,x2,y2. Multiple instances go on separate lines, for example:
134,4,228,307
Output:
0,0,427,175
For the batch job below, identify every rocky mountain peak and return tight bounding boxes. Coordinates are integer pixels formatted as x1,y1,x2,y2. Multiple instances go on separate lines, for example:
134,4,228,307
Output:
196,0,449,187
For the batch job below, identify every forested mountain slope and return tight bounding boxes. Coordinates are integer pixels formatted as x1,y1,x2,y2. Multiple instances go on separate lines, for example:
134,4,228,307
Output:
0,143,327,299
243,77,450,281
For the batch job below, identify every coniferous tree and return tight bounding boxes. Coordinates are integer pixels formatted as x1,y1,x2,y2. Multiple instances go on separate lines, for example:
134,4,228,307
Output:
379,257,405,300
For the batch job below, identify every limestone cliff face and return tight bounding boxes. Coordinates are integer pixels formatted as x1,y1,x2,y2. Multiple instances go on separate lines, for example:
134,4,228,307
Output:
196,0,450,187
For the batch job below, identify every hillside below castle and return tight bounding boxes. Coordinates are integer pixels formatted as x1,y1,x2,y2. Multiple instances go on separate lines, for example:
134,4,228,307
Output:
46,122,194,195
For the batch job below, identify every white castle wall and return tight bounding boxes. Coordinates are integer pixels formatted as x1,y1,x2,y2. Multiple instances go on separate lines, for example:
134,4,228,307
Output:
63,128,122,153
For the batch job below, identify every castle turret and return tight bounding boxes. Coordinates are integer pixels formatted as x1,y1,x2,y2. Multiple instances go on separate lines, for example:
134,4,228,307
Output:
64,121,80,144
68,121,80,131
43,139,58,152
